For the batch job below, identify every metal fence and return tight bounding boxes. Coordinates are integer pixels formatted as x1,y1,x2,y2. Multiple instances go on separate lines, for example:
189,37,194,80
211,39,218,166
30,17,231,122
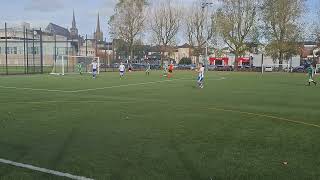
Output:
0,22,107,75
1,23,44,75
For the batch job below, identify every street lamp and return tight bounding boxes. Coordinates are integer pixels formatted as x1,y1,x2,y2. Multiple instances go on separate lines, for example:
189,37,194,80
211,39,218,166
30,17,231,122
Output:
201,1,214,71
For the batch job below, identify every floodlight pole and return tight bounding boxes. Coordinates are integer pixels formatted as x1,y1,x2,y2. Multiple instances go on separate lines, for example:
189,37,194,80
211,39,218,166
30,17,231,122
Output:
202,1,214,71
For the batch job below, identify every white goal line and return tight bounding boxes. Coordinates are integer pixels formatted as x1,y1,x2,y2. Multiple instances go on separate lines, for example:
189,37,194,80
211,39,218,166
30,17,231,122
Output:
0,77,226,93
0,158,94,180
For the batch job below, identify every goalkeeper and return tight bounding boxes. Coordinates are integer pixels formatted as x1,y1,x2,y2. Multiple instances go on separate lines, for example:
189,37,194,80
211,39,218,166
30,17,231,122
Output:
307,65,317,86
76,62,83,75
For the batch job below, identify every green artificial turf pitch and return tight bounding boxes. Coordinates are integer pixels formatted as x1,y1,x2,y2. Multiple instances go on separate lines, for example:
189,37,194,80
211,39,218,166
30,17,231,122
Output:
0,71,319,180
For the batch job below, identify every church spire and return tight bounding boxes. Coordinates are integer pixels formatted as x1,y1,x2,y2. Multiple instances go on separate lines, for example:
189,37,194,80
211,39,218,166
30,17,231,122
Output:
94,12,103,42
70,9,78,38
96,13,101,33
72,9,76,28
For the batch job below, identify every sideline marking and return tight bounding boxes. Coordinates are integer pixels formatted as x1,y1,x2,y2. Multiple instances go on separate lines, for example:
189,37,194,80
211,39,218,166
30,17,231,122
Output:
0,77,226,93
0,158,94,180
210,107,320,129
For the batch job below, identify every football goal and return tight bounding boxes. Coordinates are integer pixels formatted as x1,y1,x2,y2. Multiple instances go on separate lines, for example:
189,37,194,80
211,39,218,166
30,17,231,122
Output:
50,55,100,75
262,64,290,74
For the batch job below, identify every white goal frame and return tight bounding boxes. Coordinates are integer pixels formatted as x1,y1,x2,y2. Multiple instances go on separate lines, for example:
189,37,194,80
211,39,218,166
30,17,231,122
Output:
50,55,100,76
261,64,290,74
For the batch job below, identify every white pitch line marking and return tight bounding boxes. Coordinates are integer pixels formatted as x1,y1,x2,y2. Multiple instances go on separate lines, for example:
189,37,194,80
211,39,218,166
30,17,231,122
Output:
0,158,94,180
0,85,70,93
68,79,178,93
0,77,226,93
209,107,320,129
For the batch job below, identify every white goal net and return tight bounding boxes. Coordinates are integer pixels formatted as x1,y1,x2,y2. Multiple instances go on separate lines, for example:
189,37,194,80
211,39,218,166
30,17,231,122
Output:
50,55,100,75
262,64,290,73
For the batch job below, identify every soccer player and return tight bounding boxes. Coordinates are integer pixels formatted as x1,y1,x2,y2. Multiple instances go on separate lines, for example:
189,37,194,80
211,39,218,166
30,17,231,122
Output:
119,62,126,79
162,62,168,77
168,63,174,78
76,62,83,75
128,64,133,72
92,60,98,79
307,65,317,86
146,62,151,76
197,63,205,88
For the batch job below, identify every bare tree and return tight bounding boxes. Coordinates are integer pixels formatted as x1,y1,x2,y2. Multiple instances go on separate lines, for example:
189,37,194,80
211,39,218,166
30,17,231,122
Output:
215,0,258,69
109,0,147,60
314,10,320,45
149,0,181,63
184,2,216,64
262,0,305,65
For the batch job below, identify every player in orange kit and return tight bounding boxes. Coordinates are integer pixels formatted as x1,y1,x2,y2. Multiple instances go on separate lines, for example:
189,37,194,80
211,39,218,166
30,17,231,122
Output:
168,63,174,78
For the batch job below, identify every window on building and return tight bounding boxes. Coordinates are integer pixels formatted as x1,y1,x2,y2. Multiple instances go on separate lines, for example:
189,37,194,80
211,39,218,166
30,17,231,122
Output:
19,47,23,54
6,47,13,54
13,47,17,54
36,47,40,54
215,60,223,65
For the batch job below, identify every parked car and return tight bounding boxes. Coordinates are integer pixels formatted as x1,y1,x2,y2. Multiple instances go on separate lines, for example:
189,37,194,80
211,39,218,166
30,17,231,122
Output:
292,66,306,73
265,66,273,72
207,65,216,71
215,65,233,71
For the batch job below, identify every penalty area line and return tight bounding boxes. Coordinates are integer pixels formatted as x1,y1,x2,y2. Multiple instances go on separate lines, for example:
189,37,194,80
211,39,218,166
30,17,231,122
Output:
0,158,94,180
210,107,320,129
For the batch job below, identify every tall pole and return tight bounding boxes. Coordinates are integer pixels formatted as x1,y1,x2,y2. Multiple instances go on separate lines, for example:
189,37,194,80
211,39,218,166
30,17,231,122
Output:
112,40,116,62
54,34,57,73
204,5,208,71
201,2,213,72
32,28,35,73
108,43,110,66
5,23,8,75
78,36,80,56
66,37,70,72
261,53,264,74
26,28,29,74
95,39,98,57
71,37,74,56
85,34,88,56
205,40,208,71
104,38,107,72
40,28,43,74
23,27,26,74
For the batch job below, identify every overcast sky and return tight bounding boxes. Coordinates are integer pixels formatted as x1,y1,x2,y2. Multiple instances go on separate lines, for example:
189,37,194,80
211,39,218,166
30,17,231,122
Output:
0,0,318,41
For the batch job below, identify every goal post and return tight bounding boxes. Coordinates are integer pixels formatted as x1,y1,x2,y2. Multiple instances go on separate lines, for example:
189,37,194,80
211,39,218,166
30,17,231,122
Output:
50,55,100,75
262,64,290,74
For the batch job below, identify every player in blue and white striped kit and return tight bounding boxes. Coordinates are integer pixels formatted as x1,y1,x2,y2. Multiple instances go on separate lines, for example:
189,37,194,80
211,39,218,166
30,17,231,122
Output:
197,64,205,88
